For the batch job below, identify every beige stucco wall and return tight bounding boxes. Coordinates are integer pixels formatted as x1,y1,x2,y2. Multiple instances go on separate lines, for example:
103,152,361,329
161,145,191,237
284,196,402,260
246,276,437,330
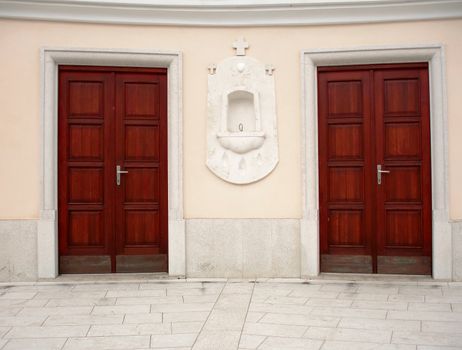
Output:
0,19,461,220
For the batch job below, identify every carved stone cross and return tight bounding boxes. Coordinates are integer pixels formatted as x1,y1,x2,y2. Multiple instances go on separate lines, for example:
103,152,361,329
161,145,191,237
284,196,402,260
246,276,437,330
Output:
233,37,249,56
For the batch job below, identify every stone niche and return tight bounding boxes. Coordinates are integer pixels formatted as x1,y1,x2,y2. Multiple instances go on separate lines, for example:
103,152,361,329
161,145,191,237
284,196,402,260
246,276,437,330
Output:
206,38,279,184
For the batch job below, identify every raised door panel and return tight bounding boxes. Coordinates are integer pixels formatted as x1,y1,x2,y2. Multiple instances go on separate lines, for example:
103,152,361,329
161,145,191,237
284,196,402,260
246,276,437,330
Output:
58,70,114,268
318,69,373,272
115,72,168,272
374,67,431,274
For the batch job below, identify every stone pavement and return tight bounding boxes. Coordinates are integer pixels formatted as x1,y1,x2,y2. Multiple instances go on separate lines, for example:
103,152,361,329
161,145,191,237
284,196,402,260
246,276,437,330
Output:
0,276,461,349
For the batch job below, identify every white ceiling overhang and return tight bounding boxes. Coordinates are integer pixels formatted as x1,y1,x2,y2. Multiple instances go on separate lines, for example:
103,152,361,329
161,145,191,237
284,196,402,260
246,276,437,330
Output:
0,0,461,26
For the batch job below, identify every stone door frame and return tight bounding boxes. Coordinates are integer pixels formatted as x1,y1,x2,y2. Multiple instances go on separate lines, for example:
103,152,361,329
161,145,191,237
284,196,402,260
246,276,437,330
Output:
38,48,185,278
301,44,452,279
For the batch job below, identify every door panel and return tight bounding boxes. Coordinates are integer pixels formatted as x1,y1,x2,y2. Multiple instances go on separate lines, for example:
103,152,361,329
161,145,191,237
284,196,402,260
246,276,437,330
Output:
58,66,168,274
318,64,432,275
115,72,168,272
374,68,432,274
59,71,114,273
318,70,374,272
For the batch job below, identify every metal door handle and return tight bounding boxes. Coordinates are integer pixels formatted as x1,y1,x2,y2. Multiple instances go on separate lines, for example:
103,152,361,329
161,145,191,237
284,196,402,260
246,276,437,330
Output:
116,165,128,186
377,164,390,185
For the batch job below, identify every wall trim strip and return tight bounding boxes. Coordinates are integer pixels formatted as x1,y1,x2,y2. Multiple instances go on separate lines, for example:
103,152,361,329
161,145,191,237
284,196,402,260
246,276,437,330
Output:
1,0,461,27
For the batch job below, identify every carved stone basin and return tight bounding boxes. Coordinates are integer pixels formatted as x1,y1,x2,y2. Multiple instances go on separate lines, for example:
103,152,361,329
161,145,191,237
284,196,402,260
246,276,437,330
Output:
217,131,265,154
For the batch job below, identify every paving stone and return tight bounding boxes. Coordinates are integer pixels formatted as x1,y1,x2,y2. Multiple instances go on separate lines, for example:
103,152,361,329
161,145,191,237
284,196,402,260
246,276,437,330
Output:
2,338,67,350
357,286,400,294
44,314,123,325
34,291,107,299
425,296,462,303
338,318,420,331
140,282,204,290
0,315,47,326
264,296,308,305
172,321,203,334
18,306,93,316
388,295,425,302
421,321,462,334
106,289,167,298
151,333,197,348
0,308,21,317
451,303,462,312
7,286,72,293
4,325,89,338
408,302,452,312
249,302,313,315
45,297,116,306
63,335,150,349
203,309,247,331
214,293,251,310
258,336,323,349
338,292,390,301
149,348,190,350
442,287,462,296
306,298,353,307
244,312,265,323
392,331,462,347
244,322,308,337
150,303,214,313
167,288,222,296
124,313,163,324
322,341,416,350
0,326,11,337
0,292,37,300
288,290,339,299
0,339,6,349
221,283,254,295
304,326,392,343
87,323,171,336
259,312,339,327
115,296,183,305
238,334,266,349
72,283,140,291
399,287,443,296
192,331,241,350
417,346,462,350
311,306,387,319
0,299,48,307
163,311,209,322
92,305,150,315
388,310,462,322
183,295,220,303
319,284,359,292
351,300,408,311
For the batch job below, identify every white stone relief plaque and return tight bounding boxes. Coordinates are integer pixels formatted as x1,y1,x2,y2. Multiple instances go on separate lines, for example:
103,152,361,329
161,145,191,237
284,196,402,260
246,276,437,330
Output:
206,38,279,184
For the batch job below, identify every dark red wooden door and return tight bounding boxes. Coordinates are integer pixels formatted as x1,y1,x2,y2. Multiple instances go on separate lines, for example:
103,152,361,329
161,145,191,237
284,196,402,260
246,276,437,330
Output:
318,63,432,274
58,66,168,273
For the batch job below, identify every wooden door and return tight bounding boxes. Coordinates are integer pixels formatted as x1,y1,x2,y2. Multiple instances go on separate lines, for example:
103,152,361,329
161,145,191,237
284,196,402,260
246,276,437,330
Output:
318,63,432,274
58,66,168,274
114,72,168,272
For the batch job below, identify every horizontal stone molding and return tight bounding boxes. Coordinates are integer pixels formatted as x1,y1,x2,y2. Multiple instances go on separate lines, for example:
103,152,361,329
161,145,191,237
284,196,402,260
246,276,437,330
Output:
0,0,461,26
